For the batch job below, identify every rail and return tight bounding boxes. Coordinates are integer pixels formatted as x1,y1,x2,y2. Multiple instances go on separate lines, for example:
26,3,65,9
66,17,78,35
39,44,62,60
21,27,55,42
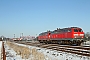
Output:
14,41,90,57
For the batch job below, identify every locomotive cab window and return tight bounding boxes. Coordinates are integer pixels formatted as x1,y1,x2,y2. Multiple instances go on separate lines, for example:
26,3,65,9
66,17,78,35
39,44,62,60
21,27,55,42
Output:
68,29,71,32
79,29,83,32
74,29,78,32
49,33,51,35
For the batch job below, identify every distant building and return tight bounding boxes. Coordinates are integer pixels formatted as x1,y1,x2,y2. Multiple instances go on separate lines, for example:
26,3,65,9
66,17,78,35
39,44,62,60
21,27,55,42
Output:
20,36,35,40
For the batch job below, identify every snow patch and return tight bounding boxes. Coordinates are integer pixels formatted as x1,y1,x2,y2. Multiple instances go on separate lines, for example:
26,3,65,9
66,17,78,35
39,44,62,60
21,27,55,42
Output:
5,41,90,60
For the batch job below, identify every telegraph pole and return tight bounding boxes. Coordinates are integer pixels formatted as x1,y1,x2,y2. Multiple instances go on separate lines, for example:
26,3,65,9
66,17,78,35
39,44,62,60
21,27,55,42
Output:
22,33,23,37
14,34,15,38
36,34,37,41
20,33,21,38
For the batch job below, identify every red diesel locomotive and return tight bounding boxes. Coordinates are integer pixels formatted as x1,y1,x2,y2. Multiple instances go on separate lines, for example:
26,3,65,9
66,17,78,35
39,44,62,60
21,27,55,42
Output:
37,27,84,45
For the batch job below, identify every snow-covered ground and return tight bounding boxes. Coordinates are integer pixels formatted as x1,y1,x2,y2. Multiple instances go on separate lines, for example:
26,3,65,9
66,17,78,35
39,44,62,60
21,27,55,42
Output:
5,45,23,60
4,41,90,60
81,41,90,46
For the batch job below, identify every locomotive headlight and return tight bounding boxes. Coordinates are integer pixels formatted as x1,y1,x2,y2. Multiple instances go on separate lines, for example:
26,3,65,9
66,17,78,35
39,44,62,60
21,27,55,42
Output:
82,37,83,38
74,34,78,38
75,37,76,38
49,35,50,38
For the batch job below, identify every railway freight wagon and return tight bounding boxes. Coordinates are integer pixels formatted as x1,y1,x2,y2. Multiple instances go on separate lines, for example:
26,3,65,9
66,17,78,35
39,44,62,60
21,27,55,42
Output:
37,27,85,45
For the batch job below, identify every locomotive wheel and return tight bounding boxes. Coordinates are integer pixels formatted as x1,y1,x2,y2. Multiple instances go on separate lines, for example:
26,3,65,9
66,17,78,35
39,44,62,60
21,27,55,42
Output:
39,40,42,43
69,41,73,45
58,41,61,44
62,41,64,44
60,41,63,44
50,40,52,44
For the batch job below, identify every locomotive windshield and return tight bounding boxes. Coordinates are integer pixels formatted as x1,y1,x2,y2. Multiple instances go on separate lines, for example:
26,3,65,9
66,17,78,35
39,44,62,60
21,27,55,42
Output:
79,29,83,32
74,29,83,32
74,29,78,32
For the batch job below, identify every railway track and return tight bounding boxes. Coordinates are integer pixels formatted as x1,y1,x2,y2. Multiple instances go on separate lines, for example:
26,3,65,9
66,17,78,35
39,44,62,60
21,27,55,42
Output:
14,41,90,57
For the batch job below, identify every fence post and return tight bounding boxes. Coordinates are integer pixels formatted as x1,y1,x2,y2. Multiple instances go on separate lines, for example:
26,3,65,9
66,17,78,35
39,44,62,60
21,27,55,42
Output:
2,42,6,60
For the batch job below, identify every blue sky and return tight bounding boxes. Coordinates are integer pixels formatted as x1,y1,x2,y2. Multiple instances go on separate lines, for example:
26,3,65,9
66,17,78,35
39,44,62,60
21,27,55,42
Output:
0,0,90,38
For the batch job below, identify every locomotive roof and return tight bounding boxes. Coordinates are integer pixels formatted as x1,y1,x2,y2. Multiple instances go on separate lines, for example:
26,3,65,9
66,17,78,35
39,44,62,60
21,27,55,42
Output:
39,27,81,35
69,27,80,28
52,27,81,33
39,31,52,35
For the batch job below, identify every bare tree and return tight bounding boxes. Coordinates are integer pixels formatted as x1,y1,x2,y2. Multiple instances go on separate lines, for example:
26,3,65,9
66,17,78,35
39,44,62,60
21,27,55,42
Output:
85,32,90,40
85,32,90,37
